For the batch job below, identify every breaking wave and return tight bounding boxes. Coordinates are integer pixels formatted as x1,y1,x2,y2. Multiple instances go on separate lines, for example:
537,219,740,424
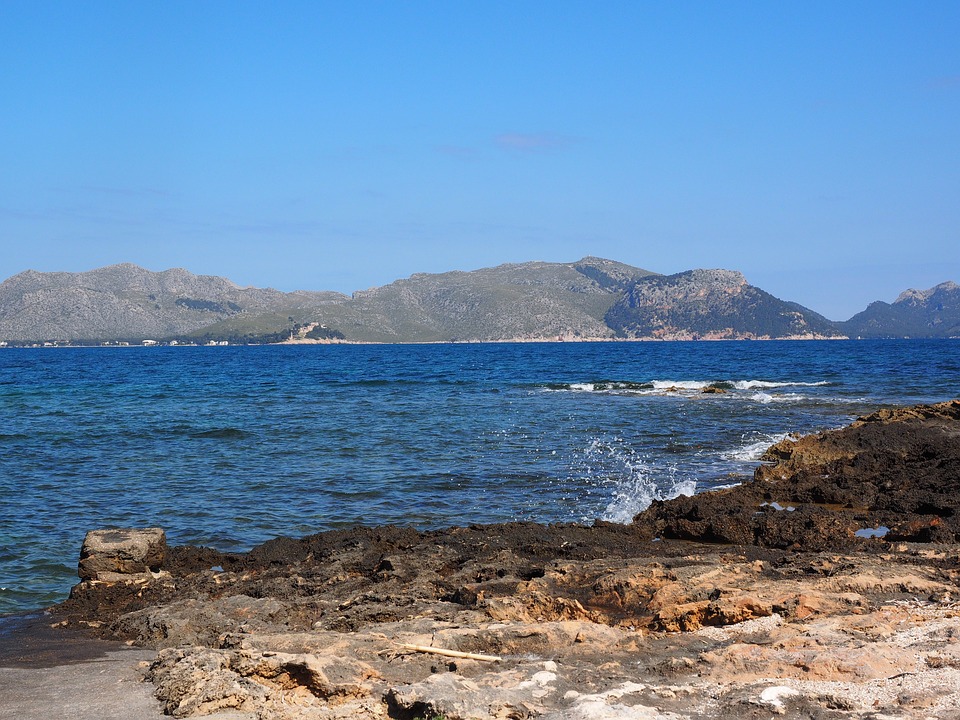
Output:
571,437,697,524
601,473,697,524
544,378,836,405
721,432,794,462
546,378,832,394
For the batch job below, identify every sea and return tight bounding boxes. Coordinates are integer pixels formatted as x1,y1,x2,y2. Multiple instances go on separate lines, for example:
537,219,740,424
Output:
0,339,957,615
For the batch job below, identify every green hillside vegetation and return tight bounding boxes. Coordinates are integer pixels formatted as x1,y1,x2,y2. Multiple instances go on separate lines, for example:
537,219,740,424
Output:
840,282,960,338
329,257,657,342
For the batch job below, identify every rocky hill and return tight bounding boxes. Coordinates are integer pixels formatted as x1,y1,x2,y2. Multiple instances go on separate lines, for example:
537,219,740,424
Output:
605,269,842,340
0,263,347,343
332,256,656,342
1,258,955,344
840,281,960,338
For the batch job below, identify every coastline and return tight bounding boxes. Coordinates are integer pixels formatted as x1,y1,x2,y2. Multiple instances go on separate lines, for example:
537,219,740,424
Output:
3,333,882,348
22,400,960,719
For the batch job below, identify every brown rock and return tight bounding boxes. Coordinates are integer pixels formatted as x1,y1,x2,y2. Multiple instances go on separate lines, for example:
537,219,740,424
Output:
78,528,166,581
634,400,960,547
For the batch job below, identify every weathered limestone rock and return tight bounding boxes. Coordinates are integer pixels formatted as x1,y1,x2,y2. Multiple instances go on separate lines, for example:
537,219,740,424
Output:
148,647,268,718
78,527,166,581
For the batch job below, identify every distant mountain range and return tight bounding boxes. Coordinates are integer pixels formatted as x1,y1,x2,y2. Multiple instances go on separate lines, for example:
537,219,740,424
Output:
0,259,956,345
839,281,960,339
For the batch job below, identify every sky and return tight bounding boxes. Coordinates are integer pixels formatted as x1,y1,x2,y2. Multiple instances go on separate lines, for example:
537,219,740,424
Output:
1,1,957,321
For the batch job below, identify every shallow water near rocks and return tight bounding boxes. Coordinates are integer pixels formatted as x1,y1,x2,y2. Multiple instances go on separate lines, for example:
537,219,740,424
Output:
0,339,956,613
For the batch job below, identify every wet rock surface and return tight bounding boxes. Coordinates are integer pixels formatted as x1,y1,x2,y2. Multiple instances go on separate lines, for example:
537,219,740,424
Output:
46,401,960,719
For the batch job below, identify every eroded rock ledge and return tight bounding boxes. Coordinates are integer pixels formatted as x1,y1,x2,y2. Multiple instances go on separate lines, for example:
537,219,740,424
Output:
51,401,960,719
635,399,960,548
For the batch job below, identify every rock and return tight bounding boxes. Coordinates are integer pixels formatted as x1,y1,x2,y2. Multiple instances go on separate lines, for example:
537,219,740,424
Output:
148,647,379,718
55,531,960,719
78,528,167,581
46,406,960,718
634,400,960,546
147,648,267,718
385,671,543,720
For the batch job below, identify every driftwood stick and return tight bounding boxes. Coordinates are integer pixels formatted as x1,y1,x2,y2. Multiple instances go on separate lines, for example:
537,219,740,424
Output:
398,643,501,662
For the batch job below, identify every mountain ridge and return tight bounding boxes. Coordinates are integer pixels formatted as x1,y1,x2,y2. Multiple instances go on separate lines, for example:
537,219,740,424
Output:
839,280,960,339
0,259,956,344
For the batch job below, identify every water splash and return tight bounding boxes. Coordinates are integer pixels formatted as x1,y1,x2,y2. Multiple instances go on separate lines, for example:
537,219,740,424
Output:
572,437,696,524
601,473,697,524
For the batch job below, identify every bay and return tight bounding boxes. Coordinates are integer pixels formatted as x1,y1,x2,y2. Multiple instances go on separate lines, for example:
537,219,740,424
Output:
0,339,957,614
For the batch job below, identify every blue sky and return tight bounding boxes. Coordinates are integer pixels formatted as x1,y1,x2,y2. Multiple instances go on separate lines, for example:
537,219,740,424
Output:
1,1,957,320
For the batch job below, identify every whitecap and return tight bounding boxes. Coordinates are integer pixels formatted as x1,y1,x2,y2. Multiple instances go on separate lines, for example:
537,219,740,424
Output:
734,380,831,390
721,432,792,462
650,380,710,390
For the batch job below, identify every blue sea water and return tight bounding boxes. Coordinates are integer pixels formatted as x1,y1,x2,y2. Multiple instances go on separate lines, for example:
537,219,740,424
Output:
0,340,957,614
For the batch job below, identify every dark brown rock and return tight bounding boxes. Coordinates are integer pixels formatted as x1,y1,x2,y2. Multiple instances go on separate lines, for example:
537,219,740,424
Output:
634,400,960,547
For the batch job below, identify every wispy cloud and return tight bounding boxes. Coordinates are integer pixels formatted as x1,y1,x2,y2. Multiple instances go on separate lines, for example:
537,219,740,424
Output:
494,133,576,153
925,75,960,91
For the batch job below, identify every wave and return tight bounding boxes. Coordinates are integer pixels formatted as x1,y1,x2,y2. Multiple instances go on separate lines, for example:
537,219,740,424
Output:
544,378,834,400
545,380,652,392
571,437,697,524
190,428,251,440
601,474,696,524
733,380,832,390
721,432,793,462
650,380,711,390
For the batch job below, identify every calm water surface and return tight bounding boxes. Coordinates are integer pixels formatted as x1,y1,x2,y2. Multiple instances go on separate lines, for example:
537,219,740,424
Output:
1,340,957,613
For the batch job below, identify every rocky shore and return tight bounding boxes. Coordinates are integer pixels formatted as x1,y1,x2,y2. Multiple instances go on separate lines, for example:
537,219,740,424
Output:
39,401,960,719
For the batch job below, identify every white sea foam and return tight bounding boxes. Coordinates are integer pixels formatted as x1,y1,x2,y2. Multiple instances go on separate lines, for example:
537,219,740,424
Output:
601,473,696,524
551,381,653,394
734,380,831,390
721,432,792,462
576,438,697,524
751,391,809,404
551,378,831,398
650,380,710,390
